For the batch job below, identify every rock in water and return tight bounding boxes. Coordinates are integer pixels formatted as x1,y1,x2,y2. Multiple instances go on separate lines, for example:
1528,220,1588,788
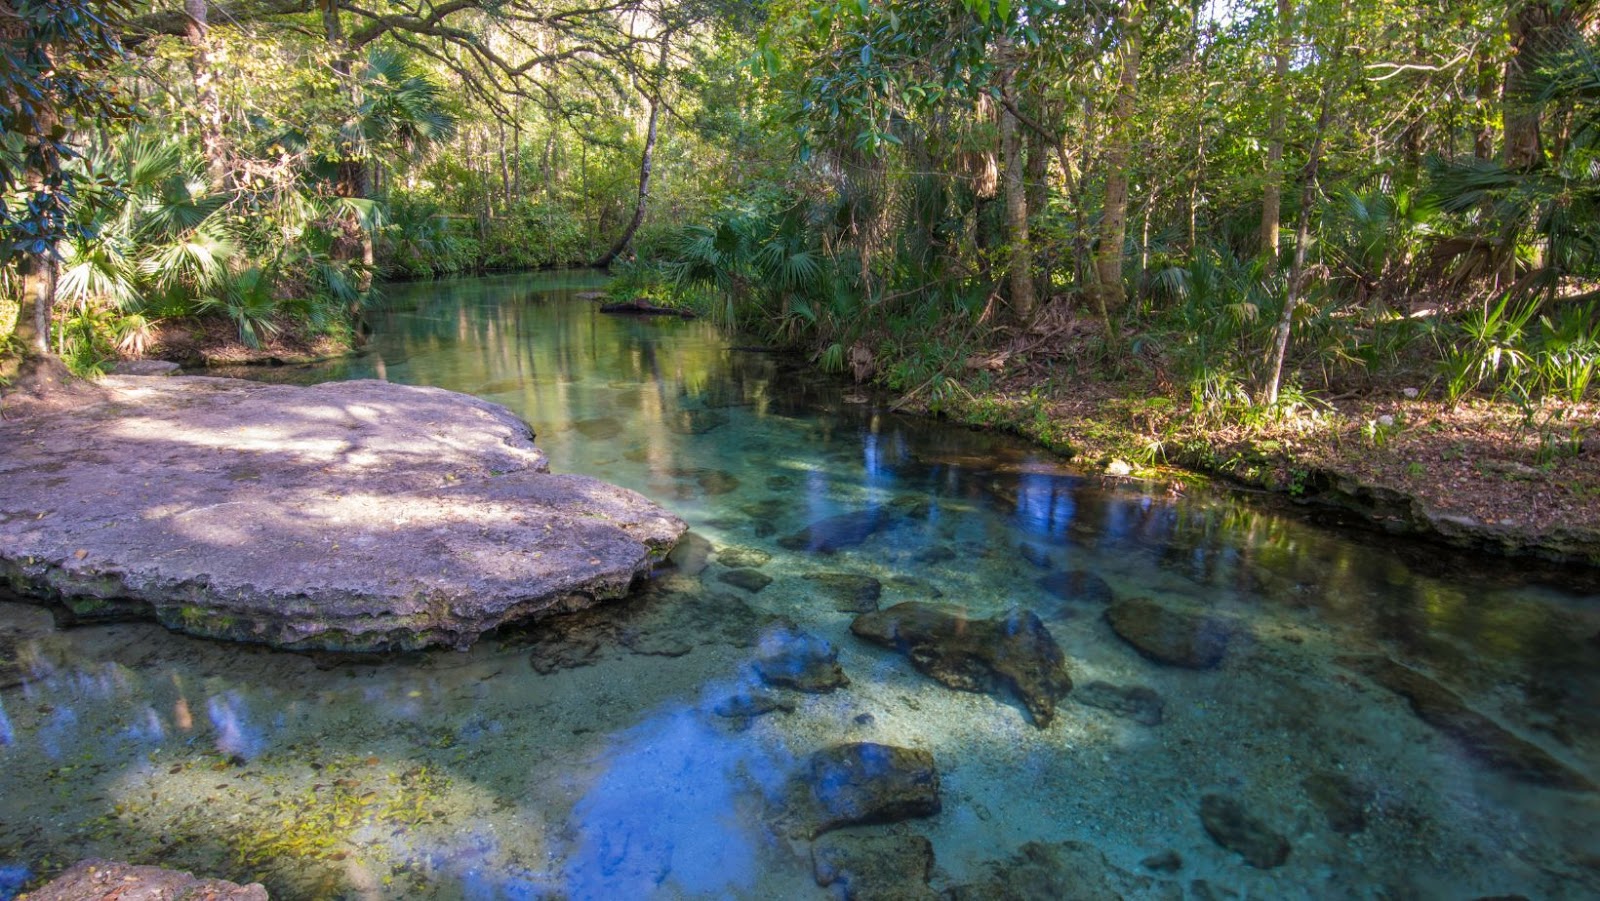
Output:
716,545,772,568
1198,794,1291,869
779,507,896,554
1105,597,1236,669
712,689,795,730
1036,569,1117,605
0,377,685,651
1301,772,1371,835
754,626,850,693
812,833,937,900
1338,656,1597,791
851,602,1072,728
1075,681,1165,725
780,742,941,838
947,840,1178,901
802,572,884,613
718,568,774,594
25,859,267,900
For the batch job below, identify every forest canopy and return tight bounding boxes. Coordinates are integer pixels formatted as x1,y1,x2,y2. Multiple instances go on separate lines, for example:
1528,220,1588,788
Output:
1,0,1596,418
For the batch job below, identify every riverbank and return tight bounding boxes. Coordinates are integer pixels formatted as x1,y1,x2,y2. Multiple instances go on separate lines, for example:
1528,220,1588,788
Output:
898,365,1600,566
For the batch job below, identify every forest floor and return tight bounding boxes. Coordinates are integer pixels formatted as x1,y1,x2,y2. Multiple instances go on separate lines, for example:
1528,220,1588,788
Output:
901,353,1600,566
138,316,354,367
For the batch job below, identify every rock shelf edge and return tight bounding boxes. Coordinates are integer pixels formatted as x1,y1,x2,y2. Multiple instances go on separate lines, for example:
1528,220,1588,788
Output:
0,376,687,652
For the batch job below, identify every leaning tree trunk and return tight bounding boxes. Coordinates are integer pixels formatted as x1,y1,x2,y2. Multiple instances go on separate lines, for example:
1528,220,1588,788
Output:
1092,0,1144,317
1264,29,1346,406
594,39,670,269
1259,0,1293,276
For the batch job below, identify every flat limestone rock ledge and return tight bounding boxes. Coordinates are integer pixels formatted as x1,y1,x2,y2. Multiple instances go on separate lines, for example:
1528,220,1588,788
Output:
0,376,686,651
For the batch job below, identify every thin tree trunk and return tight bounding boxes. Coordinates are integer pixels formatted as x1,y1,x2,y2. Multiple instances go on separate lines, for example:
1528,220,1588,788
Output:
594,38,669,268
1260,0,1293,274
1025,104,1051,301
1093,0,1144,316
1264,29,1347,406
184,0,229,189
498,120,511,214
1000,82,1035,320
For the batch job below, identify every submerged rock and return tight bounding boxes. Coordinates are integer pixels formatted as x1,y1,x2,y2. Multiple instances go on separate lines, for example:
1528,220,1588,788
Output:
1075,680,1165,726
811,832,936,901
780,742,941,838
754,626,850,693
803,572,884,613
1018,542,1054,568
26,859,267,900
1302,771,1371,835
712,689,795,728
522,587,773,673
1199,794,1291,869
1105,597,1237,669
1141,849,1183,873
0,377,685,652
666,531,714,575
780,507,899,554
1037,569,1117,606
851,602,1073,728
948,840,1179,901
718,567,774,594
716,545,772,568
1338,655,1597,791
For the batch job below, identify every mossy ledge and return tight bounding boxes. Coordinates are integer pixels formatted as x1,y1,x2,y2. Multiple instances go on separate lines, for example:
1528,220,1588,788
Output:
0,376,686,651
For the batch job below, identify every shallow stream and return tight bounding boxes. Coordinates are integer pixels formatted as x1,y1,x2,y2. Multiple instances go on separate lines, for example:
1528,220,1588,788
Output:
2,271,1597,899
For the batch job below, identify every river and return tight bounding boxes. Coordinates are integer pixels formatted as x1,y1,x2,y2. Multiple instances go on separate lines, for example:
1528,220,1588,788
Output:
1,271,1596,899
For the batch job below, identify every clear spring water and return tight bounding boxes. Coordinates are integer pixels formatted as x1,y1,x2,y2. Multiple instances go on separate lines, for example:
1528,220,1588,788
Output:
1,271,1597,899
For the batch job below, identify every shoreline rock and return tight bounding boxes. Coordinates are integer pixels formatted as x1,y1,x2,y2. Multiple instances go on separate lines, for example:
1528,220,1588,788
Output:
0,376,685,652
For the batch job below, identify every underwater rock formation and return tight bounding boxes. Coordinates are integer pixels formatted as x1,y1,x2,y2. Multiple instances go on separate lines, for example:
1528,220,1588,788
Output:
1075,681,1165,726
811,832,937,900
851,602,1073,728
1105,597,1238,669
779,742,941,838
947,839,1179,900
753,625,850,693
1198,794,1291,869
803,572,884,613
1338,655,1597,791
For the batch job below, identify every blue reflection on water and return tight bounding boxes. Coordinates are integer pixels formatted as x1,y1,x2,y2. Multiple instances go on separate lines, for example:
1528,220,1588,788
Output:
207,691,264,760
562,700,791,898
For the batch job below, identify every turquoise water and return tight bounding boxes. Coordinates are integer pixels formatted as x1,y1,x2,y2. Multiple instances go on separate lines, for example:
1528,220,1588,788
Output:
1,270,1597,899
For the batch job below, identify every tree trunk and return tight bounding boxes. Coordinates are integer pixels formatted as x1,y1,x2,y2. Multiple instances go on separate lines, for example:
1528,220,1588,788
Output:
1504,3,1549,170
1264,29,1347,406
184,0,229,189
1092,0,1144,315
594,39,669,268
1000,85,1035,320
1259,0,1293,275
